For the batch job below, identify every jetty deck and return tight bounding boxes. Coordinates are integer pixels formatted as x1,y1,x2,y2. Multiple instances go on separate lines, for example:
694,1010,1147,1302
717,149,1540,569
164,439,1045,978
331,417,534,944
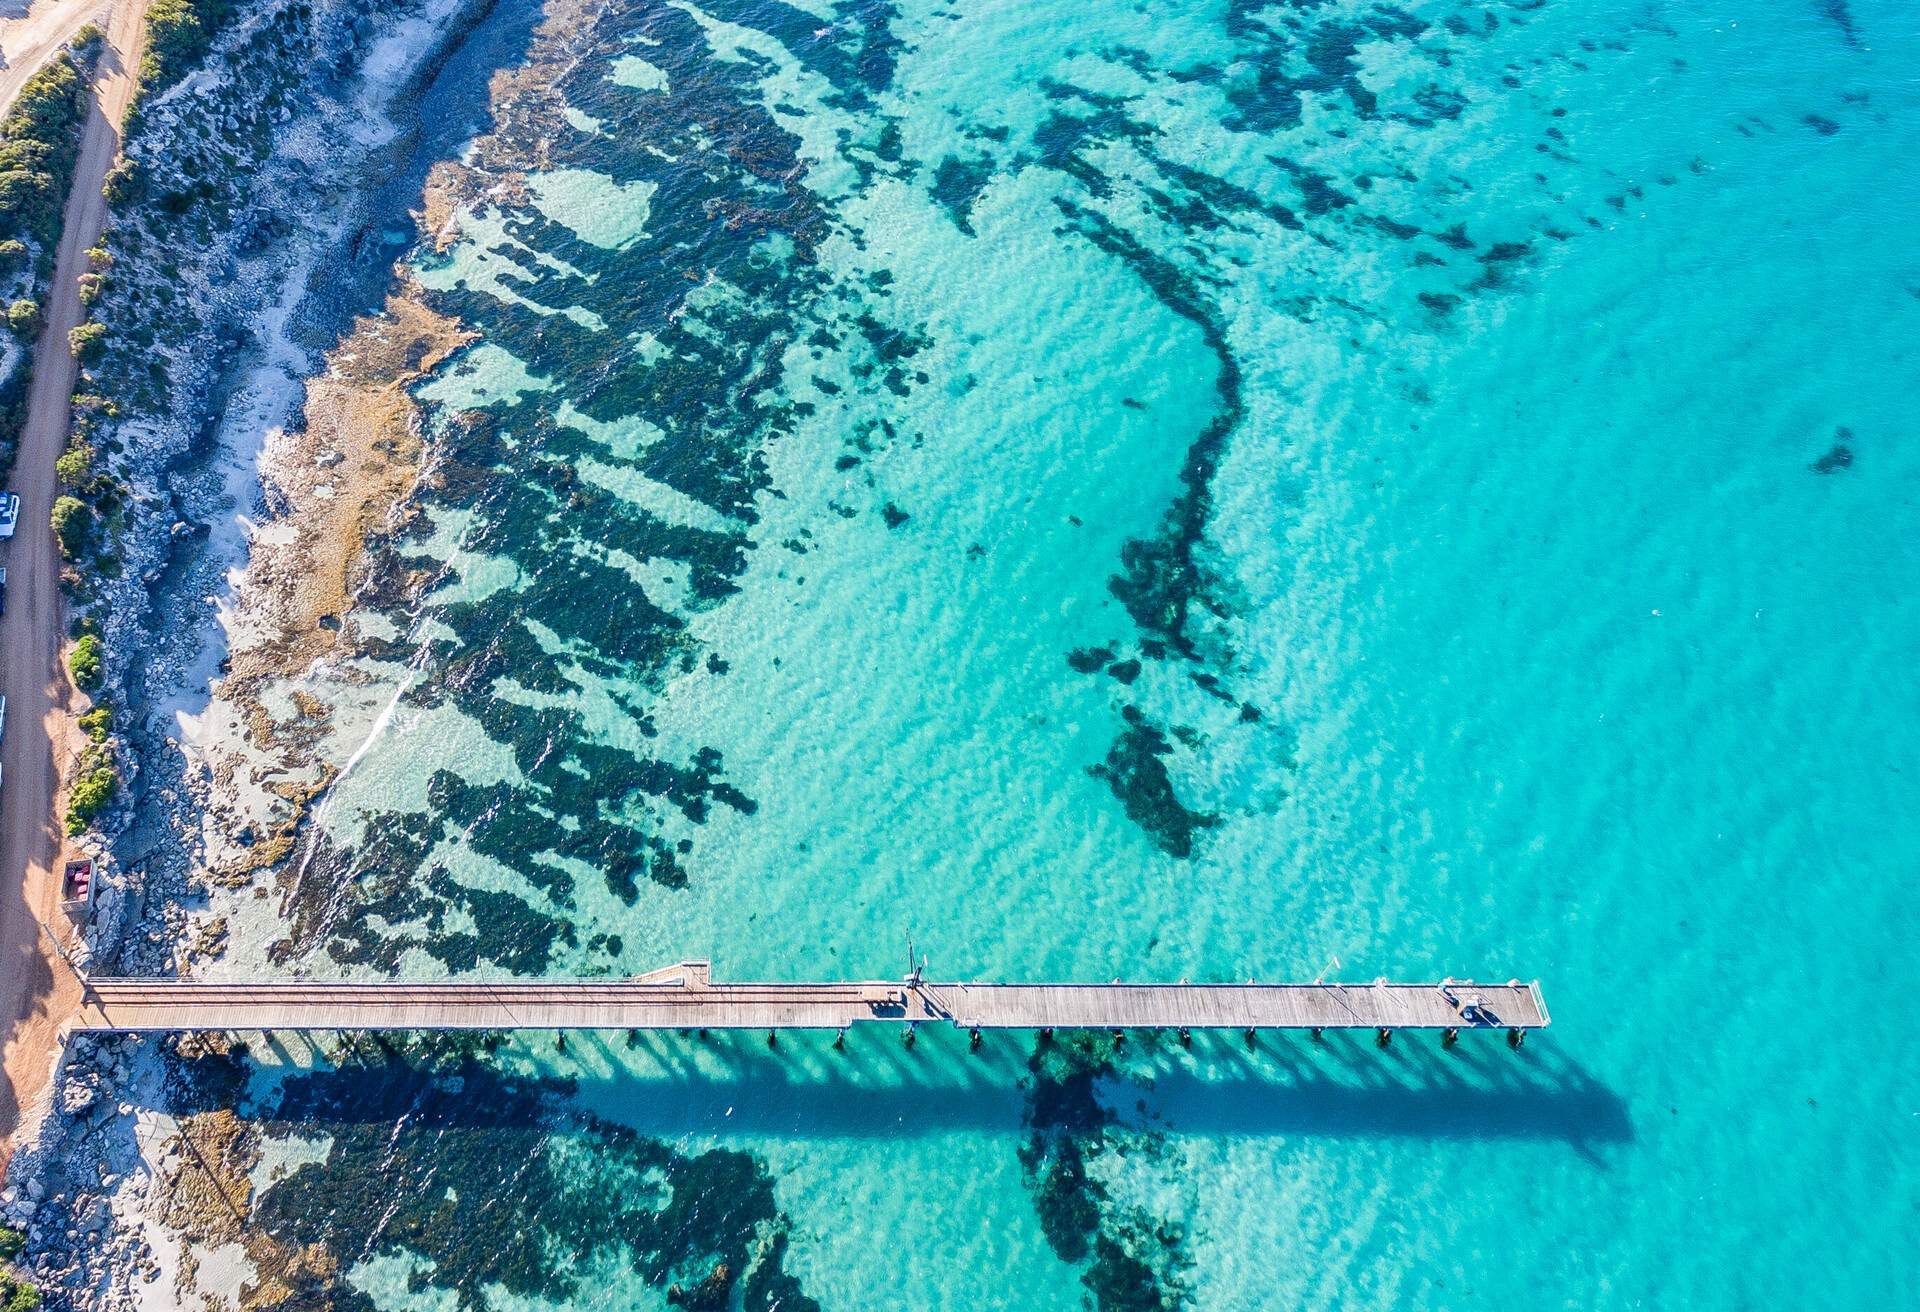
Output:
70,962,1548,1037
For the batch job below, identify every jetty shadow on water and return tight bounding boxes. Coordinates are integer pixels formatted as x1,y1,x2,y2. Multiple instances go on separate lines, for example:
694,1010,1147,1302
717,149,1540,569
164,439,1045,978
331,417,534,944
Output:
152,1026,1629,1159
1129,1035,1633,1164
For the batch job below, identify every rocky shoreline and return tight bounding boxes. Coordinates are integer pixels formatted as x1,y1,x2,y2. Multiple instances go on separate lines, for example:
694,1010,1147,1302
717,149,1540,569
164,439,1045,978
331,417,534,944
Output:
2,1,511,1305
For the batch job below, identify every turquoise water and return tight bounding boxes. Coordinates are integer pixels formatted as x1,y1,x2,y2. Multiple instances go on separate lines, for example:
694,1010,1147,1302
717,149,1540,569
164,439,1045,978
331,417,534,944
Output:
185,0,1918,1307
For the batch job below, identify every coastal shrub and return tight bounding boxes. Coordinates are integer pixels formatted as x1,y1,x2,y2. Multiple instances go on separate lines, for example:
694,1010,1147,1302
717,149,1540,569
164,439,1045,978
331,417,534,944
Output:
65,755,116,835
69,633,104,688
51,494,90,557
79,705,112,741
0,54,82,138
140,0,239,97
55,444,93,484
0,1272,37,1312
0,240,24,273
5,299,36,335
71,23,105,56
0,1224,20,1259
0,54,85,246
77,271,105,304
84,244,110,272
0,393,21,472
101,158,141,206
67,320,106,362
0,172,46,226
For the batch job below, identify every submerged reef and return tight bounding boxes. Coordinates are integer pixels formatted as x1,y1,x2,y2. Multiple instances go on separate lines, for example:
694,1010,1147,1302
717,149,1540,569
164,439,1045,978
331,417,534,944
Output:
1809,427,1854,474
1021,1034,1192,1311
38,0,496,968
245,0,955,970
1088,713,1218,860
219,0,1743,958
271,0,843,967
150,1038,821,1311
255,1068,819,1312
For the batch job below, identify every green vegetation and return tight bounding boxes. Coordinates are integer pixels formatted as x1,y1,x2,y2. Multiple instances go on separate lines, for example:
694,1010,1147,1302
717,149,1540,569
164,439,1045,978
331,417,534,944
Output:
79,704,113,741
65,649,116,835
0,1224,35,1309
54,443,92,484
52,391,125,579
0,1273,37,1312
65,744,117,835
69,632,103,688
45,0,325,853
67,320,106,362
0,49,89,480
89,0,315,426
0,380,22,475
39,0,296,854
71,390,115,419
0,53,86,248
71,23,105,56
138,0,238,100
51,493,91,558
99,157,139,207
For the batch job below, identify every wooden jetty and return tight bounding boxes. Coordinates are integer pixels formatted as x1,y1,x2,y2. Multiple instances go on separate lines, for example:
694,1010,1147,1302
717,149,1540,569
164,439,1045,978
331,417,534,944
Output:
70,962,1548,1041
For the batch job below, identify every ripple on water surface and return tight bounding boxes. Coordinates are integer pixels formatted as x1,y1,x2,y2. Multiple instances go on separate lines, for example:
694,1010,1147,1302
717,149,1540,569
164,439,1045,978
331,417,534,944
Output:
165,0,1920,1308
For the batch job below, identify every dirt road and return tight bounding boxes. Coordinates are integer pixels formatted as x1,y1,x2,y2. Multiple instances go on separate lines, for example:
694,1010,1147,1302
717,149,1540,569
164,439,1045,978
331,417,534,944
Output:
0,0,143,1167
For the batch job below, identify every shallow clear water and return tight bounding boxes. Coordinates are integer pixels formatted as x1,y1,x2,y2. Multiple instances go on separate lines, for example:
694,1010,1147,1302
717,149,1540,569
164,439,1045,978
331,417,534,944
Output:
185,0,1919,1307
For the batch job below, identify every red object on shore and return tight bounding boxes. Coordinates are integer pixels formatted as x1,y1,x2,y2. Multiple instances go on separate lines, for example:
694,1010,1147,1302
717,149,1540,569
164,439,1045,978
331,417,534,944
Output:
61,859,91,903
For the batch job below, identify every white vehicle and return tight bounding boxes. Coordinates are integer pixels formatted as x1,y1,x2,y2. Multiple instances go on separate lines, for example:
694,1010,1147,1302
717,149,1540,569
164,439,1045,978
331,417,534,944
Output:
0,491,17,538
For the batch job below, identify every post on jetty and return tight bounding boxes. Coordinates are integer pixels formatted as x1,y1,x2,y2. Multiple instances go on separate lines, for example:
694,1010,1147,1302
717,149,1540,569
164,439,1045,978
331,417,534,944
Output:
67,963,1550,1042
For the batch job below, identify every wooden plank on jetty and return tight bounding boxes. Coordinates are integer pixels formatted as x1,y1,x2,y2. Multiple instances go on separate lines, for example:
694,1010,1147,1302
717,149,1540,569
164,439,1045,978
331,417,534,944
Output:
68,964,1548,1037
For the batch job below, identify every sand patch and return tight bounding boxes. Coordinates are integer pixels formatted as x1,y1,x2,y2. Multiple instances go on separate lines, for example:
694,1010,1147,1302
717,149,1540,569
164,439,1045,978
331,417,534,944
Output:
199,291,467,887
418,160,484,252
184,0,610,916
229,291,468,691
155,1097,341,1310
526,166,656,249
